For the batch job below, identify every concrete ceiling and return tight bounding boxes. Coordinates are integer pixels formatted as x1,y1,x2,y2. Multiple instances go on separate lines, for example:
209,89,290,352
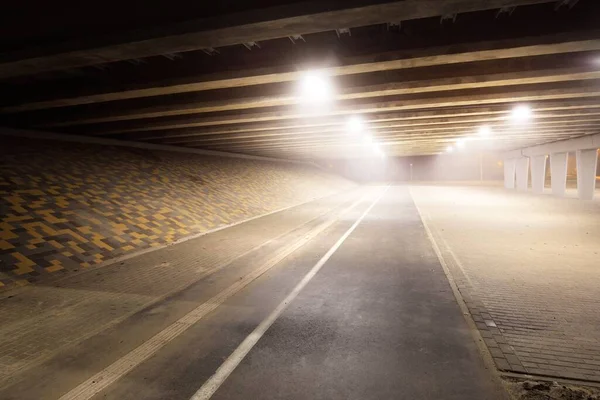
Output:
1,0,600,160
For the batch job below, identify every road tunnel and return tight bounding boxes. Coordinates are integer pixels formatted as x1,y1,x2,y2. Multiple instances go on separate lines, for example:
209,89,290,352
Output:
1,1,600,399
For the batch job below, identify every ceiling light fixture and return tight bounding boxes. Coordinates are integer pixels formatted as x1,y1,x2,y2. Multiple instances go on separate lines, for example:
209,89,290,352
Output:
478,125,492,137
346,116,363,134
510,104,532,123
298,71,334,104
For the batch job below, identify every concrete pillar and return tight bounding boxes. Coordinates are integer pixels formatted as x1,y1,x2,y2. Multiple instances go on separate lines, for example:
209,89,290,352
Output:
576,149,598,200
530,155,547,194
515,156,529,191
503,158,516,189
550,152,568,197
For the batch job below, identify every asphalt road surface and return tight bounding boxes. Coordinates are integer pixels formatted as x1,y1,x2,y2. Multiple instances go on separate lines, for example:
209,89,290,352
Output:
1,186,508,400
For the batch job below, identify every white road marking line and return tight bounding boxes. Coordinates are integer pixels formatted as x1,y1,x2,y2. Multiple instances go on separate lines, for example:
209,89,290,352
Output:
409,189,505,383
0,191,358,393
22,187,357,295
409,188,474,287
58,189,373,400
190,185,389,400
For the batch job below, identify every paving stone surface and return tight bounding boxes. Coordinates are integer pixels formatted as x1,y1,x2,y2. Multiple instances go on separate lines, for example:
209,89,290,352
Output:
0,137,352,288
0,189,359,389
411,185,600,383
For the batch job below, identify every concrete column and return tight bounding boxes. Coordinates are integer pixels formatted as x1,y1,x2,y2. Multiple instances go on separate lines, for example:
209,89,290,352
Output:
550,152,568,197
515,156,529,191
576,149,598,200
503,158,516,189
530,155,547,194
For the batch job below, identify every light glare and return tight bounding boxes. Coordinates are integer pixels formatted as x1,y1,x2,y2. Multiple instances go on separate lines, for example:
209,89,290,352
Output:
511,105,532,122
346,116,363,134
478,125,492,137
298,71,334,104
372,143,385,157
447,146,454,153
456,139,465,149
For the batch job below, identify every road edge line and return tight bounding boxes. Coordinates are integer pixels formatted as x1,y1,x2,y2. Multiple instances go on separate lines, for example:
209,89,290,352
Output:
0,187,363,393
1,185,359,297
189,185,389,400
409,187,511,398
57,188,373,400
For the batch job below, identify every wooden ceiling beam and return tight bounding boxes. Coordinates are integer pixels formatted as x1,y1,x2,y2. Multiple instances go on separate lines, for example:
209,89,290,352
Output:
33,66,600,127
207,127,595,145
195,128,591,145
85,82,600,135
158,114,600,145
130,103,600,141
0,0,556,80
123,108,515,141
208,133,578,157
4,30,600,113
194,127,596,151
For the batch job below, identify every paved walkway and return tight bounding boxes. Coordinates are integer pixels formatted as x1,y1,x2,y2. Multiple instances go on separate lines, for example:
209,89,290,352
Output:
0,188,361,389
205,186,506,400
0,186,507,399
411,185,600,383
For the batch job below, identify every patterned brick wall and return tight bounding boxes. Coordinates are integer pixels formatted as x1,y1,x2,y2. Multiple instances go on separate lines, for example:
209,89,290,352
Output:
0,137,353,288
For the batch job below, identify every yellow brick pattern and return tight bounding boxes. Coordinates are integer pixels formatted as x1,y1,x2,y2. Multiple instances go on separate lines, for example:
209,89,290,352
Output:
0,138,351,288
